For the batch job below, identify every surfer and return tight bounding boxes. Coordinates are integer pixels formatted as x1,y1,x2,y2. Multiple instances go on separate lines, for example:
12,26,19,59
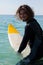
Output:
16,5,43,65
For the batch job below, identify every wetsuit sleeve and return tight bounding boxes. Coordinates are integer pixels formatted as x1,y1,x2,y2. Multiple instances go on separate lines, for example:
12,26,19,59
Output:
18,25,32,53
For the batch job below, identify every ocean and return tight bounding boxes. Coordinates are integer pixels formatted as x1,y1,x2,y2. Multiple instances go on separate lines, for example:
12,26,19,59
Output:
0,15,43,65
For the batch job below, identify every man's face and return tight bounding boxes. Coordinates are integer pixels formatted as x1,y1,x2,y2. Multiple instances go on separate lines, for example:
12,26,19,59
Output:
19,10,29,21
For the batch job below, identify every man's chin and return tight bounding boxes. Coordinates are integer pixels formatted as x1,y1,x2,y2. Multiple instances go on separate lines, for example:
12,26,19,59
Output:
23,20,25,21
22,19,26,21
23,19,27,22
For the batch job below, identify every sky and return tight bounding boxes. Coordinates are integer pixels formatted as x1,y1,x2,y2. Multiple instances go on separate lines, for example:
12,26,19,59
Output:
0,0,43,15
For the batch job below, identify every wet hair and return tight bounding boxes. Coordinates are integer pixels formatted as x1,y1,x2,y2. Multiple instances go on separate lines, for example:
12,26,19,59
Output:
16,5,34,19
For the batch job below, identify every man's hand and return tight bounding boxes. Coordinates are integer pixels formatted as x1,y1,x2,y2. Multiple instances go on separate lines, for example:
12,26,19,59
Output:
17,52,23,58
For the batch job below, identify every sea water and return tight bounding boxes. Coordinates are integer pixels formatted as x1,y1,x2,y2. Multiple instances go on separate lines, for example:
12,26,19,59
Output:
0,15,43,65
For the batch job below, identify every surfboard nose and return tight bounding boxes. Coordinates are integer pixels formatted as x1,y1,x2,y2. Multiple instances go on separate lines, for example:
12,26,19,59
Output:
8,24,19,34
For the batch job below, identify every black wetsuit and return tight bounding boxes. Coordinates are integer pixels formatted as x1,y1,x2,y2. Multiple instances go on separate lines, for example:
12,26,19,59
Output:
16,18,43,65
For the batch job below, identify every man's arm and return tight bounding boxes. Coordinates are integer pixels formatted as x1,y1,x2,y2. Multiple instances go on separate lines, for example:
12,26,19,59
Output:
18,25,32,53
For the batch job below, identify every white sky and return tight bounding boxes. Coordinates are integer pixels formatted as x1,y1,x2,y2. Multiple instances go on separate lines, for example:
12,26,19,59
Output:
0,0,43,15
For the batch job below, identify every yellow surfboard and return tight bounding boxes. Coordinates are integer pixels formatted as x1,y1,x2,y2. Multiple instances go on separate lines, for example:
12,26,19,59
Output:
8,24,31,58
